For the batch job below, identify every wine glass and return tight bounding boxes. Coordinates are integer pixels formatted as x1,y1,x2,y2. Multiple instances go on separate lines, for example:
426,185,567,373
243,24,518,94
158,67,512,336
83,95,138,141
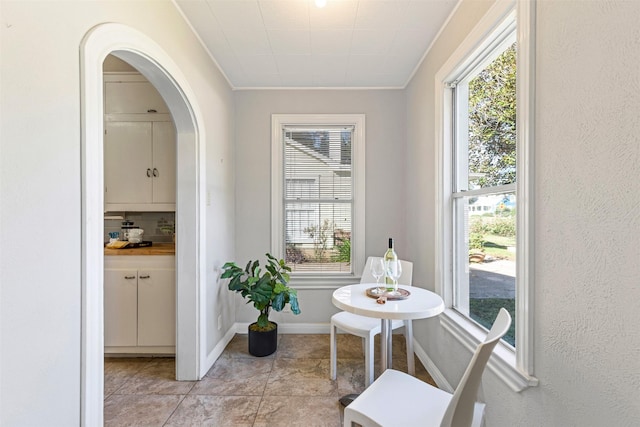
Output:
385,259,402,296
370,258,385,294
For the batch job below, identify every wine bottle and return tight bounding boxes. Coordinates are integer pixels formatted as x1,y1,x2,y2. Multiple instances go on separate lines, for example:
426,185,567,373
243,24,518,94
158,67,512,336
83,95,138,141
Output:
384,238,397,291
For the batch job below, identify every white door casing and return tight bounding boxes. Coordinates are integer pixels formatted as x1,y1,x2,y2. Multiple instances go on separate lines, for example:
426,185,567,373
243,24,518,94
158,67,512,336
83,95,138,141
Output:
80,23,206,426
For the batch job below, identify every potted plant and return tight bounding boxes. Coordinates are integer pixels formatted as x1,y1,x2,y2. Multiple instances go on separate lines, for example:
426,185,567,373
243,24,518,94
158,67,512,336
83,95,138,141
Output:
221,253,301,356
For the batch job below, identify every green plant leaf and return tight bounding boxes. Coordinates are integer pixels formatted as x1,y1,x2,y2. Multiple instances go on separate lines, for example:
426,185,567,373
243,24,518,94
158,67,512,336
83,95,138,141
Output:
221,261,238,270
272,292,285,311
288,293,301,315
251,275,273,308
228,275,244,292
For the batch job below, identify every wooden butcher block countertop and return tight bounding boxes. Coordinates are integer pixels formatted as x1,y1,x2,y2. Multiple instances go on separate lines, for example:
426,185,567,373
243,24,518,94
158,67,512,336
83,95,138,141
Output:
104,242,175,256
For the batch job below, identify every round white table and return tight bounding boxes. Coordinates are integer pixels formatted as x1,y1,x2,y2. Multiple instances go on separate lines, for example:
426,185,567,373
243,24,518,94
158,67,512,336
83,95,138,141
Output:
332,283,445,372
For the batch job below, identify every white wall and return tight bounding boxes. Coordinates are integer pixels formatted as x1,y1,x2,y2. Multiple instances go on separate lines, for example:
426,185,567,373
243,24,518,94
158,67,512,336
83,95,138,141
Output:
406,0,640,425
233,90,407,326
0,1,234,425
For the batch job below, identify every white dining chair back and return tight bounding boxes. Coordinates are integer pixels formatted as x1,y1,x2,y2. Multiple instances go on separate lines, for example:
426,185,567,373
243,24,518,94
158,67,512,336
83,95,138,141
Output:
440,308,512,427
343,308,513,427
330,256,414,387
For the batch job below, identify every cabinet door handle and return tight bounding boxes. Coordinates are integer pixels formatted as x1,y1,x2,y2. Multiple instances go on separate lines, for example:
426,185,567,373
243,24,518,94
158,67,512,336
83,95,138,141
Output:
146,168,152,177
139,275,150,279
153,168,158,177
147,109,157,113
124,275,136,280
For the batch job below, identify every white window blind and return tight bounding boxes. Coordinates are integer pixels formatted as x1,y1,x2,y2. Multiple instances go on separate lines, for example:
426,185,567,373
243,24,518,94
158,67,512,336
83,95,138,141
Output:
282,126,354,273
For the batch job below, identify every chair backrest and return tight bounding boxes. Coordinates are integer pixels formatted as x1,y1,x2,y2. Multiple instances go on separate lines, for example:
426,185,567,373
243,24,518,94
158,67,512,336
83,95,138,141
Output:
440,308,512,427
360,256,413,286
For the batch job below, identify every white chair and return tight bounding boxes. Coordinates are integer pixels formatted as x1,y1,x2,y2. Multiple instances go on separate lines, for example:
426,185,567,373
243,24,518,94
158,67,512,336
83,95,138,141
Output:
330,257,414,387
343,308,512,427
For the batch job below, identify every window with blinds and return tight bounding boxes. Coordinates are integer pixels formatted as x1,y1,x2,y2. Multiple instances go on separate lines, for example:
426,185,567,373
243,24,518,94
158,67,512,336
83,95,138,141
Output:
282,126,353,273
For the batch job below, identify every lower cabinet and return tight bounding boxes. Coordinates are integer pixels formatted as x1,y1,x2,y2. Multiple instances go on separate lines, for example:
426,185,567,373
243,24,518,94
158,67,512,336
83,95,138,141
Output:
104,268,138,347
137,268,175,346
104,256,175,354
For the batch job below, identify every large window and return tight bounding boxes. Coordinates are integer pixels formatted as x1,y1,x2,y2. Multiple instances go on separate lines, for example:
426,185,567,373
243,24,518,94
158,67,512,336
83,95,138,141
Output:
272,114,365,283
452,38,517,345
436,0,537,391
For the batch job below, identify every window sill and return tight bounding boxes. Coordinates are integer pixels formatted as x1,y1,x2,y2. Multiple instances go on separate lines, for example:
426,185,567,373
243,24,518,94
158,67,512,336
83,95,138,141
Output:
288,273,361,289
440,308,538,392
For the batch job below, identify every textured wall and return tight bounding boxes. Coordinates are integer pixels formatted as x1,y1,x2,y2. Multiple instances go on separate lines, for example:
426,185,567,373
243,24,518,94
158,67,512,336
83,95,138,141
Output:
407,0,640,425
531,0,640,423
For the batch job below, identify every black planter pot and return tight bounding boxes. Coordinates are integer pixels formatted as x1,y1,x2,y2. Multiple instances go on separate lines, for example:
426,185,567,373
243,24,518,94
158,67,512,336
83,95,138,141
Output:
248,322,278,357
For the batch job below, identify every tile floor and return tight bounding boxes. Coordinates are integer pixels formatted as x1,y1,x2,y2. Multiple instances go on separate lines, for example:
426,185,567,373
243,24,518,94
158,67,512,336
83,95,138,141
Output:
104,333,437,426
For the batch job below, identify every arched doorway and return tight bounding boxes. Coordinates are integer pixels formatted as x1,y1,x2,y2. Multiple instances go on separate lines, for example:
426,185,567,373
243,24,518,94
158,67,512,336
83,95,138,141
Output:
80,23,205,425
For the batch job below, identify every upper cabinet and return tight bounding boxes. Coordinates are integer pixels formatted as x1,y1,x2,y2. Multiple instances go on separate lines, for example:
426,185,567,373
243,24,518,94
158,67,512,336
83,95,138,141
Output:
104,73,175,212
104,121,176,207
105,74,170,115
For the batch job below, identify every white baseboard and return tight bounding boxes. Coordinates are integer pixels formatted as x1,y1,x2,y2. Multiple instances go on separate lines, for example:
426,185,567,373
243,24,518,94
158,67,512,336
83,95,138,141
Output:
234,322,331,334
202,327,236,378
412,338,453,392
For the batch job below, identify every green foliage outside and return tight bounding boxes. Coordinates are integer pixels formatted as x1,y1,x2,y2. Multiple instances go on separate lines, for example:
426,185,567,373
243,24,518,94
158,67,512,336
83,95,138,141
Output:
470,298,515,346
469,215,516,260
490,217,516,237
471,215,516,238
468,43,517,187
333,238,351,263
469,233,485,251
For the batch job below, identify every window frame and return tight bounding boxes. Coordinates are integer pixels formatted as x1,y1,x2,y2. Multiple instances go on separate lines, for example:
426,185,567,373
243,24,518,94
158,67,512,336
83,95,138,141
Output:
434,0,538,391
271,114,366,286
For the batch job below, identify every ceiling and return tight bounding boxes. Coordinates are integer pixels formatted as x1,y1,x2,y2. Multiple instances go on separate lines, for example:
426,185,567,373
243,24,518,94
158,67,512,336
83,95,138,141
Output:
175,0,458,89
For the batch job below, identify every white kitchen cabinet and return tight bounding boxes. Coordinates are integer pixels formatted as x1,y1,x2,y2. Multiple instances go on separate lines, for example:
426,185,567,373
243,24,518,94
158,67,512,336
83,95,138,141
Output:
105,75,170,115
104,121,153,204
104,269,138,347
148,121,176,204
137,268,176,346
104,120,176,209
103,72,176,212
104,256,175,354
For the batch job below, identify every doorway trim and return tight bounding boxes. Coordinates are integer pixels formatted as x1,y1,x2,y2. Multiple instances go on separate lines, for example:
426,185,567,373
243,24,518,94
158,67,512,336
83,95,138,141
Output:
80,23,205,426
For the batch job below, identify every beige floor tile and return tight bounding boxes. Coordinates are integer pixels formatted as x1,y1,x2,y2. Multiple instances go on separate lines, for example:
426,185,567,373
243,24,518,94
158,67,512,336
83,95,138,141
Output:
205,355,274,379
115,358,195,395
104,333,438,424
190,374,269,396
335,359,366,396
334,333,367,359
265,358,337,396
253,395,342,427
164,395,261,427
104,394,183,426
415,361,438,387
104,357,152,397
277,334,330,358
